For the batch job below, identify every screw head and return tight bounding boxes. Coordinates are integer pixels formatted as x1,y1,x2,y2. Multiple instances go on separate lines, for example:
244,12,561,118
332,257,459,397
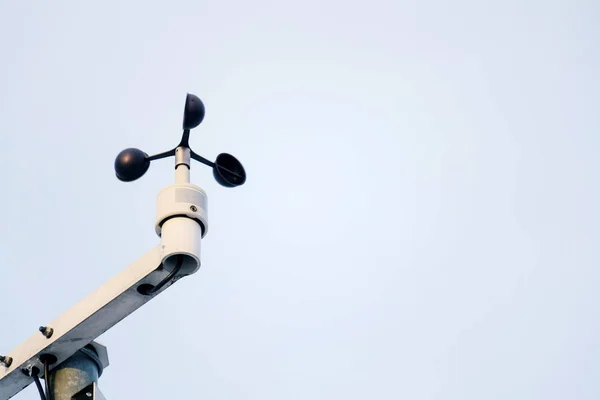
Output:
0,355,12,367
39,326,54,339
190,205,197,212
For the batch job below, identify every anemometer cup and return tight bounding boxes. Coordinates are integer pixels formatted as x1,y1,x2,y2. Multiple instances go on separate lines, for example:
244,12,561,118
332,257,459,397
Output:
213,153,246,187
182,93,205,130
114,148,150,182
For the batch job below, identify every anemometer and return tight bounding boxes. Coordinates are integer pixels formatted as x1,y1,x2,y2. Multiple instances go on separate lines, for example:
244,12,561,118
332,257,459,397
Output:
0,93,245,400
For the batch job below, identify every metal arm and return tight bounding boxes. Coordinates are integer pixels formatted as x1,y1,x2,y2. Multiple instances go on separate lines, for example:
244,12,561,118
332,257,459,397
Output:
0,247,164,400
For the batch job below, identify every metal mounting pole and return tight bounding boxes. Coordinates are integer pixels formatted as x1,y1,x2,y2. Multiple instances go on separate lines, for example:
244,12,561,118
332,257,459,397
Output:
50,346,104,400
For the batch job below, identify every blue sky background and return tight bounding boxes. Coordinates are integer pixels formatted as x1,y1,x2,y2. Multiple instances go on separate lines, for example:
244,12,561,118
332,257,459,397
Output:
1,1,599,399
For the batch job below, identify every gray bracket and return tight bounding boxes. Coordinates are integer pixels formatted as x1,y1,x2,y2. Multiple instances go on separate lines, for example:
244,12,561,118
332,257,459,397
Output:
72,382,106,400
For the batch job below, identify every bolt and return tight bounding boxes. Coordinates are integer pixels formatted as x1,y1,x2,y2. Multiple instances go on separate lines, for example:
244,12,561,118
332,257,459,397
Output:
0,355,13,368
39,326,53,339
190,205,197,212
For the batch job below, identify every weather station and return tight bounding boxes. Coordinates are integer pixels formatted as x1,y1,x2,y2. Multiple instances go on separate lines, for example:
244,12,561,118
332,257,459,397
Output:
0,93,246,400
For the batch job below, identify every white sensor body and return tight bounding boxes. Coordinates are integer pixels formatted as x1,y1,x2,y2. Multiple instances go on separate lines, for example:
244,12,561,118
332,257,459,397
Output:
155,182,207,275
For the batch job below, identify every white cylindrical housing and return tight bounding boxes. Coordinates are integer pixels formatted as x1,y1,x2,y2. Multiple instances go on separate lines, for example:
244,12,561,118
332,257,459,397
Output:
155,183,208,275
160,217,202,275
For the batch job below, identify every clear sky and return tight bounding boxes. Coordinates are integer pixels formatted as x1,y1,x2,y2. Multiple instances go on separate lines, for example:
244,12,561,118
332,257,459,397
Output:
0,1,598,399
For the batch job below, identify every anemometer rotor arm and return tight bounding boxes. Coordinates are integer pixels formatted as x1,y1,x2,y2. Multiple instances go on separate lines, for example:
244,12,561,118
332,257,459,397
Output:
146,148,176,161
190,150,215,168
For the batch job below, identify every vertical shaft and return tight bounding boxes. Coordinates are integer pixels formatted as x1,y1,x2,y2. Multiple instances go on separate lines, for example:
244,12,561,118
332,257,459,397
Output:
50,347,103,400
175,146,191,184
